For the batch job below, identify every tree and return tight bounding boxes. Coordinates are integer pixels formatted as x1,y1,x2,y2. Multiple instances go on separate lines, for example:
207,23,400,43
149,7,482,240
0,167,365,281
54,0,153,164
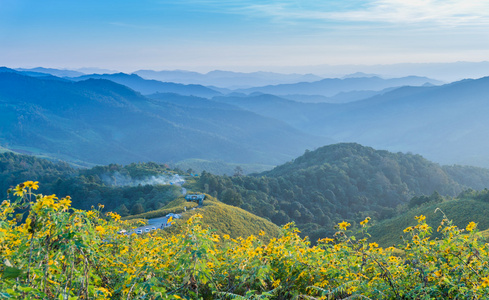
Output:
233,166,243,177
130,203,144,215
118,204,130,217
221,189,243,207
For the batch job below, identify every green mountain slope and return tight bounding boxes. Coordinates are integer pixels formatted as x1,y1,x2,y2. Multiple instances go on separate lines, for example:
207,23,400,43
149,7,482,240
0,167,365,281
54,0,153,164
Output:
125,195,281,239
0,151,184,213
368,197,489,247
197,143,489,241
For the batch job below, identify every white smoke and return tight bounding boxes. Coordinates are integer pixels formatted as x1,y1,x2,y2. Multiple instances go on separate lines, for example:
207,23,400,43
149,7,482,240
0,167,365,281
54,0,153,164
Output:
101,172,185,187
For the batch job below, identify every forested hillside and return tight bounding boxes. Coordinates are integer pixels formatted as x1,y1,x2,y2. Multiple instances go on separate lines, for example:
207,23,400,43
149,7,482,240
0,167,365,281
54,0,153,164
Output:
0,152,182,214
196,143,489,240
4,143,489,243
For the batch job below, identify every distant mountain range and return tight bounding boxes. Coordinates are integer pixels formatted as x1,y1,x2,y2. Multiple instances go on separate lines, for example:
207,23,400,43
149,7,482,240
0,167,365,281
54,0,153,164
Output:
0,68,328,166
11,67,444,100
214,76,489,167
3,65,489,169
133,70,324,89
70,73,222,98
233,76,443,97
15,67,85,77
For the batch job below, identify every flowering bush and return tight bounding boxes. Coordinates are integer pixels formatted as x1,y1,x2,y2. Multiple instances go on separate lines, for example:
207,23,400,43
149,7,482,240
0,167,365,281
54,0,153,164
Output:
2,182,489,299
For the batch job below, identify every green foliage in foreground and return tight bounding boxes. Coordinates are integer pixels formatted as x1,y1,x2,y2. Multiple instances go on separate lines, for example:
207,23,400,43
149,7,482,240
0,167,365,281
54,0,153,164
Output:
4,182,489,299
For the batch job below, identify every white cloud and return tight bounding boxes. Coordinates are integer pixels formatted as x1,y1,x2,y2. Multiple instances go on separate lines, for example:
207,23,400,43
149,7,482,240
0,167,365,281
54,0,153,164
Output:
238,0,489,27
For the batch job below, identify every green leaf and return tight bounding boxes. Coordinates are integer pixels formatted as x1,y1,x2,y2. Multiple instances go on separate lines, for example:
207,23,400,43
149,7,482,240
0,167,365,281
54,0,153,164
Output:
2,267,23,279
17,286,33,292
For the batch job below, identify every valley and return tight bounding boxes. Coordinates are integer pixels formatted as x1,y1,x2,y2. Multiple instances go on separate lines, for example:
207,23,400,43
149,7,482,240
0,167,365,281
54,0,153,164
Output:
2,65,489,299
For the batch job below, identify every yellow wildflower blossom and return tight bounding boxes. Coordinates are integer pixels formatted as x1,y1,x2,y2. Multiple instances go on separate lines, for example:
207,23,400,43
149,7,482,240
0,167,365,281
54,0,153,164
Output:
317,237,334,243
23,181,39,190
338,221,351,230
59,197,72,209
13,185,24,197
466,222,477,232
272,278,281,288
95,226,106,234
481,277,489,288
415,215,426,222
360,217,371,226
419,223,429,231
369,242,379,250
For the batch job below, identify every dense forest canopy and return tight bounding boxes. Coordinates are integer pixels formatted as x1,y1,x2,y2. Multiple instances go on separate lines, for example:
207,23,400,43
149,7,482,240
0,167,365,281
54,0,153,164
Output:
0,152,182,215
196,143,489,240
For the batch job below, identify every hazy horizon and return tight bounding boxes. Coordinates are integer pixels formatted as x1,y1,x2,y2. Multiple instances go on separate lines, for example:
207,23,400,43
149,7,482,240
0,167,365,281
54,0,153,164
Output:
2,1,488,78
6,61,489,83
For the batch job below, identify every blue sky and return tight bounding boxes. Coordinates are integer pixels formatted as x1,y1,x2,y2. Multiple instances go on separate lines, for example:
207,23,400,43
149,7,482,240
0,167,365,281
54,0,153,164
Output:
1,0,488,72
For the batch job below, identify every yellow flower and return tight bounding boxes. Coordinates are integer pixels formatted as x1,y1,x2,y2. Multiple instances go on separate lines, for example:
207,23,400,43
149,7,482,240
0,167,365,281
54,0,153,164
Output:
338,221,351,230
318,237,334,243
403,227,413,233
272,279,281,288
369,242,379,249
107,211,121,221
13,185,24,197
59,197,72,208
95,226,106,234
415,215,426,222
481,277,489,288
23,181,39,190
419,223,429,231
360,217,371,226
466,222,477,232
